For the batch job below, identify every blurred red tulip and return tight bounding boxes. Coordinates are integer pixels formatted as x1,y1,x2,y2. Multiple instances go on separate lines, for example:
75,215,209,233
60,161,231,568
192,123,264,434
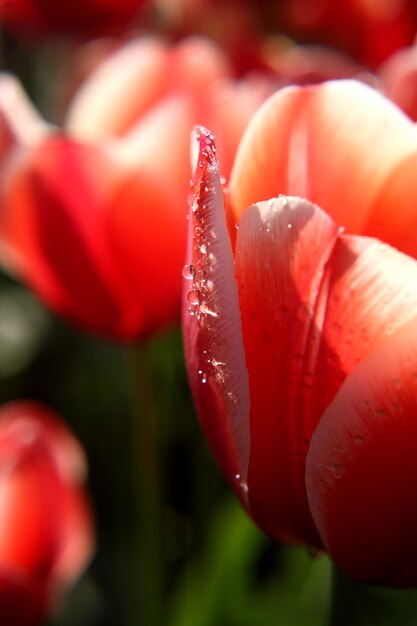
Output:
0,38,274,340
182,81,417,586
0,0,147,39
258,0,417,69
0,401,94,625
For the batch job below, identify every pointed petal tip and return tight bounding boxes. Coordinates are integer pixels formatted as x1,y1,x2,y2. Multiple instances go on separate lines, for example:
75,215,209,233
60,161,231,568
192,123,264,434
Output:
190,125,218,181
183,124,251,500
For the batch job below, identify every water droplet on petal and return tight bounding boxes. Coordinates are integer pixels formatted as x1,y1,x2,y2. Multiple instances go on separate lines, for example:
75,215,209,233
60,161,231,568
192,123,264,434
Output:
182,264,195,280
234,473,248,493
196,269,206,282
187,289,200,305
331,462,344,478
199,302,218,317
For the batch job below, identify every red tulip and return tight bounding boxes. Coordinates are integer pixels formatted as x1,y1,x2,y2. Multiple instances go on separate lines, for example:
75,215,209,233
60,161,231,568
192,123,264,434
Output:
0,401,94,625
0,0,147,39
256,0,417,69
0,38,273,340
182,80,417,586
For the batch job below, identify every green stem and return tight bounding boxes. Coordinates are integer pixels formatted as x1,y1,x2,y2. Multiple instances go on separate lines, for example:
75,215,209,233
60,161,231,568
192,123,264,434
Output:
127,340,164,626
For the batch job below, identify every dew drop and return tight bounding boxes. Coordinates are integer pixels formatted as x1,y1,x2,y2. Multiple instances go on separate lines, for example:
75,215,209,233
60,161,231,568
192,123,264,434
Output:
198,370,207,383
331,462,344,478
187,289,200,305
287,223,293,229
182,264,195,280
199,302,218,317
200,243,208,255
234,473,248,493
196,269,206,282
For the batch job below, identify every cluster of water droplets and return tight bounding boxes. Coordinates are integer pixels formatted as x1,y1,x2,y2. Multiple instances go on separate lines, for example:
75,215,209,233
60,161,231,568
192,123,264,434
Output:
184,129,219,325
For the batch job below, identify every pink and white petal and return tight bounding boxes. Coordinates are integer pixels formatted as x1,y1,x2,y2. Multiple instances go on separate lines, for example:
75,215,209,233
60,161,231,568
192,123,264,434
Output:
228,80,417,234
235,196,340,545
306,315,417,586
182,127,250,501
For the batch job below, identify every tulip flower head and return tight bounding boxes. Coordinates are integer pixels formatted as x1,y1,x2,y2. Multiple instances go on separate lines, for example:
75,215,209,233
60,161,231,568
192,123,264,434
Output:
182,81,417,587
0,402,94,625
0,38,274,341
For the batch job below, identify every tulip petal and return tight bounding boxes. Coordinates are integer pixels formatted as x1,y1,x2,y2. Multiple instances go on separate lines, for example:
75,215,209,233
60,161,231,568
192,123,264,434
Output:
308,235,417,422
235,195,340,544
105,167,187,336
67,39,170,140
182,127,250,500
228,80,417,236
67,36,231,142
306,314,417,586
235,197,417,547
0,73,48,153
362,152,417,257
202,76,276,180
0,138,142,338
